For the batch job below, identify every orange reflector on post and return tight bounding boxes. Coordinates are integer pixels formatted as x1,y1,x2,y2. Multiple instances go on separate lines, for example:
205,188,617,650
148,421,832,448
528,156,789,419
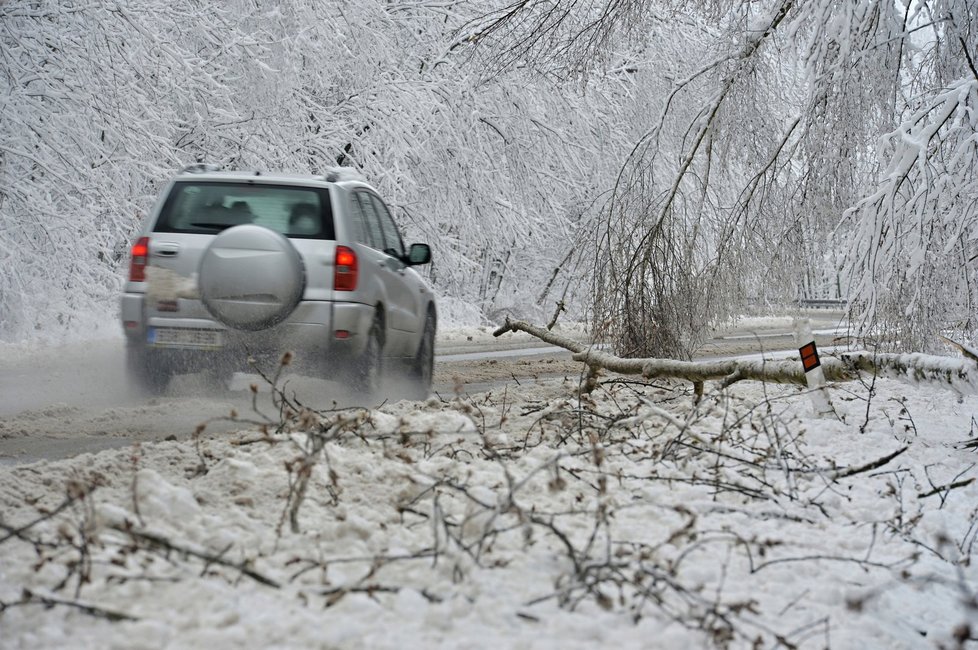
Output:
799,342,821,372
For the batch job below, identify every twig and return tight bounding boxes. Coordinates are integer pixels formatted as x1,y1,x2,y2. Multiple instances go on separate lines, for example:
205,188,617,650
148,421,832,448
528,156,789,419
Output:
0,496,77,545
832,446,909,479
2,589,138,622
112,524,281,589
918,478,975,500
316,584,443,606
547,300,566,330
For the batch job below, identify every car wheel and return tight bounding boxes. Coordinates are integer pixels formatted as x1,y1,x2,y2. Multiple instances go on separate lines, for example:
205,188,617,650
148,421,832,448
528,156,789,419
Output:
409,313,435,400
126,342,172,395
352,317,383,399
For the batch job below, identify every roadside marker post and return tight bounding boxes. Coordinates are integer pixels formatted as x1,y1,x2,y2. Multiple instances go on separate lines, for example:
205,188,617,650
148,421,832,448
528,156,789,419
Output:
794,319,837,419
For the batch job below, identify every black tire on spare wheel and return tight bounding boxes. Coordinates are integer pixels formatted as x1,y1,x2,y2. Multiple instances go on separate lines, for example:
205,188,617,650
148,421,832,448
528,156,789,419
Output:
198,224,306,331
352,316,383,398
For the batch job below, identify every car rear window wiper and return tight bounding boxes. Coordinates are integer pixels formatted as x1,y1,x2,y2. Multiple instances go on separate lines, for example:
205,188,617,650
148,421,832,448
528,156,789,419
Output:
189,222,238,231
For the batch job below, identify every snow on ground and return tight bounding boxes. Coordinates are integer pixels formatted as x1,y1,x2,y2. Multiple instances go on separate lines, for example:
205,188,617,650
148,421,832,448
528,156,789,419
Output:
1,368,977,649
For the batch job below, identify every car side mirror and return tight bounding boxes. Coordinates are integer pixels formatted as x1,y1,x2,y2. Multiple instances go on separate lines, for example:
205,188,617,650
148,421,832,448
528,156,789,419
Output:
406,243,431,265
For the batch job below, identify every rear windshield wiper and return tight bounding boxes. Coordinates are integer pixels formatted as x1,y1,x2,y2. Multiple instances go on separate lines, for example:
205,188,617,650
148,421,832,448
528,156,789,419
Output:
189,222,238,231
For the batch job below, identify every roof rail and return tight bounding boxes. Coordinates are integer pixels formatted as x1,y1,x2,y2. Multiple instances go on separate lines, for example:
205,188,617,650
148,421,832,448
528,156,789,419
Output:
318,166,364,183
180,163,221,174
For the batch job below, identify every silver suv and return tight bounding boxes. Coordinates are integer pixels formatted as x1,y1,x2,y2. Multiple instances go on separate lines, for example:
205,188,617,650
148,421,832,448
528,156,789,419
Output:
120,165,436,398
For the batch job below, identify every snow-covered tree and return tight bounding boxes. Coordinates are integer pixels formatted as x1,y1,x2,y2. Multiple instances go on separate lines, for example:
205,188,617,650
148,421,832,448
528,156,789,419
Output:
0,0,633,341
3,0,973,353
469,0,978,355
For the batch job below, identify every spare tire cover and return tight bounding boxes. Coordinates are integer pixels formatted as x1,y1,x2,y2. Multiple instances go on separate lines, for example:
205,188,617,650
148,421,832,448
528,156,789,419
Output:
198,225,306,331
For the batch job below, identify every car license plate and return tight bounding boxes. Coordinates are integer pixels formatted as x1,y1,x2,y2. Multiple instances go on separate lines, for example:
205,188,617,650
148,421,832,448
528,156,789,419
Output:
147,327,224,349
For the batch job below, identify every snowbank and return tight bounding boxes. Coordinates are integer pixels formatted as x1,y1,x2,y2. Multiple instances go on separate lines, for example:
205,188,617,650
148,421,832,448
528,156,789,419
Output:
1,375,977,648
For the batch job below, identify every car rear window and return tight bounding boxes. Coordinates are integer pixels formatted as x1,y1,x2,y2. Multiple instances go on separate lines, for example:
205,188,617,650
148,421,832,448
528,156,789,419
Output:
155,181,335,239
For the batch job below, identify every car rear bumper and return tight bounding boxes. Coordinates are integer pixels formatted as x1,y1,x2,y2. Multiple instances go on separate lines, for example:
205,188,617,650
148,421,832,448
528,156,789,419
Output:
121,293,374,368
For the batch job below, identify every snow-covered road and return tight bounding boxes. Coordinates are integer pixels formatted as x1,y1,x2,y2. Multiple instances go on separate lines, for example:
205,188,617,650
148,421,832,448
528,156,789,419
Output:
0,313,846,465
0,331,580,466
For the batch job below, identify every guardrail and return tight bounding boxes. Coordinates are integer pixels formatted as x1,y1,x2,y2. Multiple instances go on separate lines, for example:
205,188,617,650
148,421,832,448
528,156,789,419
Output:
797,299,848,309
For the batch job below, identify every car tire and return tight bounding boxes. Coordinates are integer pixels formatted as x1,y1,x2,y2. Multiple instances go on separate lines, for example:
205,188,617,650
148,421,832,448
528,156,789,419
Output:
408,312,435,400
352,316,383,399
126,342,172,395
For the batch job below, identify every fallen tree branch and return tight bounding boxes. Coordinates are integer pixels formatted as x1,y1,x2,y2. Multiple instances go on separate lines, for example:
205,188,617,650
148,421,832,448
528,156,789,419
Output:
837,352,978,395
494,318,587,353
573,347,817,386
493,318,978,394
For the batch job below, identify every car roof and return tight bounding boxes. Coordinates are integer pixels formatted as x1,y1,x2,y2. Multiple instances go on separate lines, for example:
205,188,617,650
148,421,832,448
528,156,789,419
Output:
173,166,370,189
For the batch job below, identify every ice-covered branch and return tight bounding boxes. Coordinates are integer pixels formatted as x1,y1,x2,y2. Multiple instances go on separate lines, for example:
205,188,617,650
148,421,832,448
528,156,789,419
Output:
495,317,978,394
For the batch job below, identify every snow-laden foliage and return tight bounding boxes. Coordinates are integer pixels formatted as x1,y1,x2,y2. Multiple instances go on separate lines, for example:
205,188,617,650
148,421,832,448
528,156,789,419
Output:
0,0,631,342
845,0,978,350
2,0,975,354
476,0,978,356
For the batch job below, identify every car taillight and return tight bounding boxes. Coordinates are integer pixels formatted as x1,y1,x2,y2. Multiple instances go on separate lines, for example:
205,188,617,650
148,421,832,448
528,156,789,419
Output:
129,236,150,282
334,245,358,291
